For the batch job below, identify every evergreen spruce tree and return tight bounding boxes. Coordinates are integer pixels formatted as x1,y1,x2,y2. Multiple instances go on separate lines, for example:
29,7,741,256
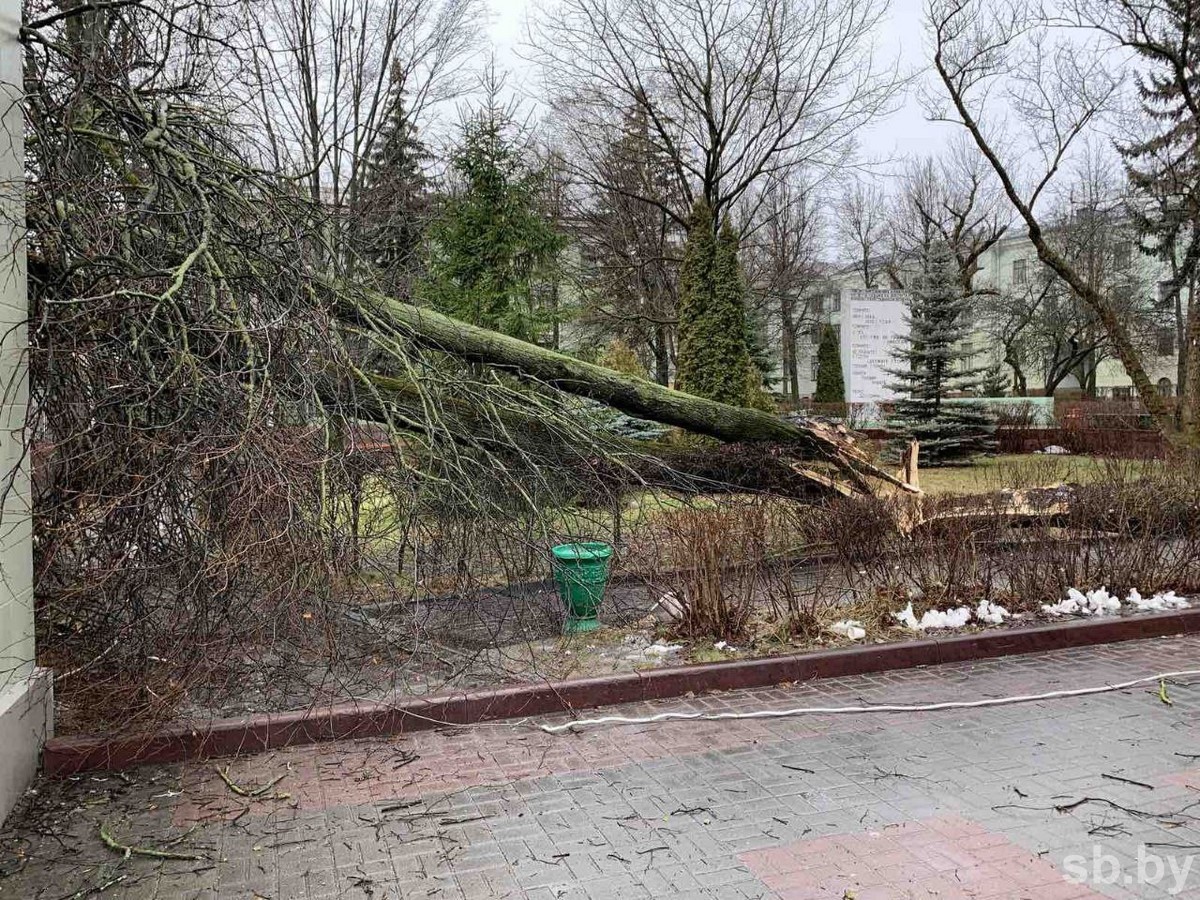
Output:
675,203,753,406
1116,1,1200,429
358,90,431,295
980,361,1011,397
888,240,996,464
420,94,564,341
744,305,776,388
1118,0,1200,274
813,324,845,403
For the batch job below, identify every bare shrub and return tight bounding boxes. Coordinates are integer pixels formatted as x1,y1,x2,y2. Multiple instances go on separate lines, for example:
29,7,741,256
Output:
630,497,822,641
647,502,768,640
800,453,1200,623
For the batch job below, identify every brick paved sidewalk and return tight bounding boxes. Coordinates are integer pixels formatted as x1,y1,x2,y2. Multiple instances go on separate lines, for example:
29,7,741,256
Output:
3,635,1200,899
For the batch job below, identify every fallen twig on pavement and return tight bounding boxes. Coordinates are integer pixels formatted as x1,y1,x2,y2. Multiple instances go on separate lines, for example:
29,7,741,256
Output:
215,767,291,801
1101,773,1155,790
99,823,205,861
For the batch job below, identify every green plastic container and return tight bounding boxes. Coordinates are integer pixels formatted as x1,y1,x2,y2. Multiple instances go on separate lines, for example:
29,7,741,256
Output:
551,541,613,633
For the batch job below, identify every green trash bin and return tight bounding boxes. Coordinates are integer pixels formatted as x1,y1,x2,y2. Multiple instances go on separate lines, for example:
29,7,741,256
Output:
551,541,613,633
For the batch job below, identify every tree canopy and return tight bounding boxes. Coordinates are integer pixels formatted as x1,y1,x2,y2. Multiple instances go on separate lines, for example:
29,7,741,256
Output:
420,90,565,341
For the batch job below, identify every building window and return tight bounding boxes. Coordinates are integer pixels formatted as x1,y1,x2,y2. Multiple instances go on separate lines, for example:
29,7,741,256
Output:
1157,327,1176,357
1112,386,1133,400
1113,241,1132,270
1158,377,1175,397
959,341,977,372
1012,258,1028,285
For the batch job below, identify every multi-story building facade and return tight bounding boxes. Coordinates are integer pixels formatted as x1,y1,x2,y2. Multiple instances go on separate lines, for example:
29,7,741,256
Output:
784,231,1183,401
974,232,1180,399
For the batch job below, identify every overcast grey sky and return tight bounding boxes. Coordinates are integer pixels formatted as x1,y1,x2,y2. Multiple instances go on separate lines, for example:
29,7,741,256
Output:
485,0,959,166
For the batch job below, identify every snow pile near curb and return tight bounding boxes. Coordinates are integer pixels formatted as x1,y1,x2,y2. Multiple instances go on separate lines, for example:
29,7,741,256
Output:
1041,586,1191,617
830,620,866,641
1042,587,1121,617
1125,589,1190,612
893,602,971,631
974,599,1010,624
888,585,1191,633
892,599,1011,631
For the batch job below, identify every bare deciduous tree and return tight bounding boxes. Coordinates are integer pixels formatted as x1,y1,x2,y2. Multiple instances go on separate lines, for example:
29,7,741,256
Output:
835,178,890,289
745,175,825,400
888,139,1009,294
575,105,684,384
981,144,1162,396
532,0,902,231
926,0,1174,424
239,0,480,263
1059,0,1200,426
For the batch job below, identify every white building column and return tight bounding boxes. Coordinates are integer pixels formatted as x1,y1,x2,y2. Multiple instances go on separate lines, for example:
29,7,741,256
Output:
0,0,53,824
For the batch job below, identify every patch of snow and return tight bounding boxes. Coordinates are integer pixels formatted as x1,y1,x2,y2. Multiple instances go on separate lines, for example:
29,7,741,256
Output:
922,606,972,629
893,602,971,631
830,620,866,641
893,602,920,630
974,599,1010,625
712,640,738,652
1038,445,1070,455
652,591,684,622
642,640,683,657
1126,588,1190,612
1042,587,1121,617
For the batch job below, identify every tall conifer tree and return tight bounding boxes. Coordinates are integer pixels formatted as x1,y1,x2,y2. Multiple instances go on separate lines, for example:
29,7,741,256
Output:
813,324,845,403
420,92,564,341
358,90,431,295
676,203,753,405
889,240,995,464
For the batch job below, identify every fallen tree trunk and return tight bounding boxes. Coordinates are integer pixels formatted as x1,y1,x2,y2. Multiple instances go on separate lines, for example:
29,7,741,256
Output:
341,291,916,495
323,371,859,503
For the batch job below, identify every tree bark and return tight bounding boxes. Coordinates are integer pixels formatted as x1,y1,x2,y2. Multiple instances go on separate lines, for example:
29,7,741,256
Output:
652,324,670,386
1184,288,1200,437
342,290,913,492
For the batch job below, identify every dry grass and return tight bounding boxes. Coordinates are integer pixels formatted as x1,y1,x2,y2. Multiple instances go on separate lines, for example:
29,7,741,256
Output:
918,454,1133,495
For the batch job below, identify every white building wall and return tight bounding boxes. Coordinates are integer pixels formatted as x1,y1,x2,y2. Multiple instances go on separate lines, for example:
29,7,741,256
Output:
785,232,1182,401
974,233,1179,397
0,0,52,824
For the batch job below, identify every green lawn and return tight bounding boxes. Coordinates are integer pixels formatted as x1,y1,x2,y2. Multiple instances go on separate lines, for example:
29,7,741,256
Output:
918,453,1143,495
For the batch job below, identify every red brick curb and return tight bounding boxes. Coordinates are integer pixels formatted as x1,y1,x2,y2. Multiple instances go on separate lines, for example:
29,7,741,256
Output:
43,608,1200,775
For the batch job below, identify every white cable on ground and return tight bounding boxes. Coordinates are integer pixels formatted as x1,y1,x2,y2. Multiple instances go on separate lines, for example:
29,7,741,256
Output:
538,668,1200,734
